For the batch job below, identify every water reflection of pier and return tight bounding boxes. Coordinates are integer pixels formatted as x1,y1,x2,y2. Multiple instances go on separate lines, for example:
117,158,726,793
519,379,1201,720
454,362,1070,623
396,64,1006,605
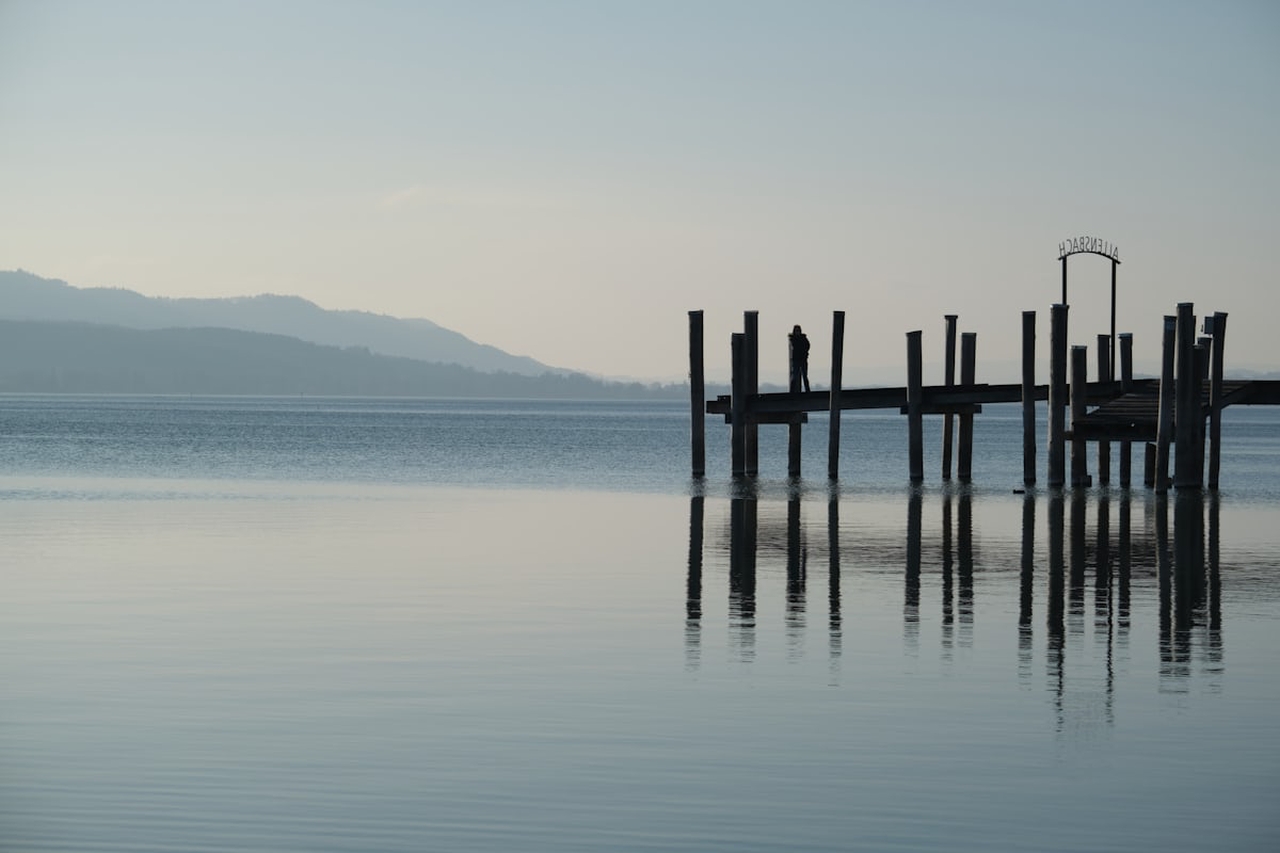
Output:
686,488,1224,712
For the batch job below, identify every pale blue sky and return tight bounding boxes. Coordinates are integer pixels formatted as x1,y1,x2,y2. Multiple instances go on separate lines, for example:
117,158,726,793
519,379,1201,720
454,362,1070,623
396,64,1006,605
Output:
2,1,1277,381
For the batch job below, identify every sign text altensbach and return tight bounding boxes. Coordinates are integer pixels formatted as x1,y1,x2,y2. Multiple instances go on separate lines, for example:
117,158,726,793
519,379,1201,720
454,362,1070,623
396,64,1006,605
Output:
1056,234,1121,387
1058,236,1119,263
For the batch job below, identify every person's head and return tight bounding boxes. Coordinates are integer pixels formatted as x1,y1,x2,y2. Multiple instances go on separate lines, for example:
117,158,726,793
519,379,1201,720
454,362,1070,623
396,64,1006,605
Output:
792,324,802,334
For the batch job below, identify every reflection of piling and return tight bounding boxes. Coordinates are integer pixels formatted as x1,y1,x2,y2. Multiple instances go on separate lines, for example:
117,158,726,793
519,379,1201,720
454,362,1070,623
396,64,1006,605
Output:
957,489,974,639
1155,496,1180,684
1048,304,1068,488
1095,492,1112,638
1161,493,1204,686
1069,489,1087,631
1096,491,1116,724
1207,495,1222,674
688,311,705,478
785,495,806,653
942,492,954,654
1174,492,1205,631
685,495,704,668
1021,311,1037,486
1118,494,1132,640
828,494,842,663
686,480,1237,689
1018,493,1035,679
905,489,922,645
1047,492,1066,710
729,497,758,659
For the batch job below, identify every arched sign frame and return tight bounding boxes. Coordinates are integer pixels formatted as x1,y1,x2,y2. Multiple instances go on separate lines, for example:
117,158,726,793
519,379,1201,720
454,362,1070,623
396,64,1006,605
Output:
1059,236,1120,381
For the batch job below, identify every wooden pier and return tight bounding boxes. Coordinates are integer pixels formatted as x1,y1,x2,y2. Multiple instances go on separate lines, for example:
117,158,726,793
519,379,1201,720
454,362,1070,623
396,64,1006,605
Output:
1070,379,1280,441
690,304,1279,490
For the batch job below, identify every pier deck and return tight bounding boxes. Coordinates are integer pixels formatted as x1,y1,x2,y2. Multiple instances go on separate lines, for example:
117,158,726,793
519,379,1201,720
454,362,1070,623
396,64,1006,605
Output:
707,379,1151,420
689,304,1273,489
1070,379,1280,441
708,378,1280,440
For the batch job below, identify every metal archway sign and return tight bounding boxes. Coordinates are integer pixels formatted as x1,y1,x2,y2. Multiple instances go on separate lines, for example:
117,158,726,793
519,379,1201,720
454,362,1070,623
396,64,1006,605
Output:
1058,236,1120,264
1058,236,1120,380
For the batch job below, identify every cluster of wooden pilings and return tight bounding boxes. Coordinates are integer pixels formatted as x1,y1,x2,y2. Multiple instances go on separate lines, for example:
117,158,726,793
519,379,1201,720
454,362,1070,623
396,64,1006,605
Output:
1051,301,1232,492
1142,302,1228,491
690,302,1239,490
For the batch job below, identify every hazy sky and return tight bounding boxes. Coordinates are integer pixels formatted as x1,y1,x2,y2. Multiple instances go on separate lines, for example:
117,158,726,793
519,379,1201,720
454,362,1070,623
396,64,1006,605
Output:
2,1,1277,382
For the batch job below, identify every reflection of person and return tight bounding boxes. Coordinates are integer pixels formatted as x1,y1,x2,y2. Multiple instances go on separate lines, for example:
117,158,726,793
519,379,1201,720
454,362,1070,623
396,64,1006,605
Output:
789,325,811,392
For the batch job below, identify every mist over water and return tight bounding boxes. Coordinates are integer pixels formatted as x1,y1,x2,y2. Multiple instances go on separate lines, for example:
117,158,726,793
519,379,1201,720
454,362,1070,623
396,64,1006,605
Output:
1,395,1278,851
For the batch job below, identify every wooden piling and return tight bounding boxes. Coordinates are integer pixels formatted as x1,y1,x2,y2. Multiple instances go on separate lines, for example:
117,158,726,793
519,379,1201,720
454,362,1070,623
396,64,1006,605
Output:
907,330,924,484
1120,332,1134,390
1208,312,1228,490
828,310,845,480
958,331,976,482
1110,258,1118,381
731,332,746,478
744,311,759,477
1048,304,1068,488
1144,443,1156,488
787,420,802,478
1174,303,1201,490
1097,333,1111,486
942,314,958,479
1154,315,1176,492
1022,311,1036,487
688,310,705,478
1070,344,1090,487
1194,341,1208,483
1119,332,1133,487
787,325,802,478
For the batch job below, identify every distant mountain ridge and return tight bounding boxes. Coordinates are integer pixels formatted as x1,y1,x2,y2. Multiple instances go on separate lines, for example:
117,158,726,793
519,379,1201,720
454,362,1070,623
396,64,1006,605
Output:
0,318,684,398
0,269,565,376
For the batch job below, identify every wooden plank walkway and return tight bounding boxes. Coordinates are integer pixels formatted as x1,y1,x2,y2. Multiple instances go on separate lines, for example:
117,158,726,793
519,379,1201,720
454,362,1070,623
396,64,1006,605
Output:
1072,379,1280,441
708,378,1280,439
707,379,1150,420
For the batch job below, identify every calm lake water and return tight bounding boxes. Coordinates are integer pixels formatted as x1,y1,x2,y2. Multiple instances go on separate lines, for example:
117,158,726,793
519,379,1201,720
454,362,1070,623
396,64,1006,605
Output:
1,395,1278,851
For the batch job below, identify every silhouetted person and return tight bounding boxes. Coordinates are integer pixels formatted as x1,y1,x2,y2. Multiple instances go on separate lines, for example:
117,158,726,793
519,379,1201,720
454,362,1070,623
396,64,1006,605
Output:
789,325,811,392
